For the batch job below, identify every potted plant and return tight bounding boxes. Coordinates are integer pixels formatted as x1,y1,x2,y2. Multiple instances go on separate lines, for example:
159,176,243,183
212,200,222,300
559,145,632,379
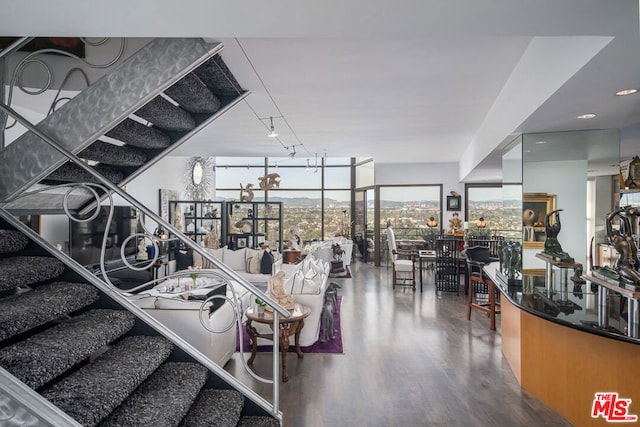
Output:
255,297,267,314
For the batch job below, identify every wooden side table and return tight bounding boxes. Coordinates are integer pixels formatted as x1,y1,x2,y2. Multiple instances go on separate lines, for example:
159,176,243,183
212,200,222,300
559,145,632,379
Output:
245,303,311,382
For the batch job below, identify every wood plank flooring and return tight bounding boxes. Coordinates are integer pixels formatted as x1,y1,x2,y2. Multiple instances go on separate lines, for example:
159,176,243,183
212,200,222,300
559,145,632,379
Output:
225,261,572,426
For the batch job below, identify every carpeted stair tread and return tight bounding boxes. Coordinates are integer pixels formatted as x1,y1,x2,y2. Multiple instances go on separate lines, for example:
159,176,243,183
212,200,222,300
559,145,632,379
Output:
0,230,29,254
79,140,147,167
179,389,244,427
42,335,173,427
165,73,222,114
0,256,65,292
105,118,172,149
101,362,207,427
0,282,98,342
193,55,244,98
43,162,123,184
134,96,196,132
237,416,280,427
0,309,135,389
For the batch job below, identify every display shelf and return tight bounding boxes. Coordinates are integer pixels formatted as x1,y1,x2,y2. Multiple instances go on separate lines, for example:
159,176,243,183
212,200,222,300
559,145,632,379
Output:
224,201,282,251
168,200,223,247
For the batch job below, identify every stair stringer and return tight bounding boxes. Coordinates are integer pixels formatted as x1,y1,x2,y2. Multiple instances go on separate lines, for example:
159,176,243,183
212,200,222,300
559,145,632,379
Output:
0,38,222,203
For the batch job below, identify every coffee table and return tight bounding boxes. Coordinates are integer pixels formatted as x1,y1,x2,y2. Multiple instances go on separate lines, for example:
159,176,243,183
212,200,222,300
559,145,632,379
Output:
245,303,311,382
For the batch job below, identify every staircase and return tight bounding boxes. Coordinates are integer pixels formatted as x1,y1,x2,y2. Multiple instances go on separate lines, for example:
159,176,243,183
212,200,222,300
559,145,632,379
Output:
0,217,279,426
0,38,282,426
0,38,248,212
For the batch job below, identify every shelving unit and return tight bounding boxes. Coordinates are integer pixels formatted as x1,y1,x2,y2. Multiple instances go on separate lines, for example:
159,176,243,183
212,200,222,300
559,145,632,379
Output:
168,200,223,246
224,201,283,252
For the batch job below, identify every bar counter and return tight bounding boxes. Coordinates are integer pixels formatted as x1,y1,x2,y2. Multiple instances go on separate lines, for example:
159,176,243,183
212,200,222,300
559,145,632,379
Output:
483,262,640,427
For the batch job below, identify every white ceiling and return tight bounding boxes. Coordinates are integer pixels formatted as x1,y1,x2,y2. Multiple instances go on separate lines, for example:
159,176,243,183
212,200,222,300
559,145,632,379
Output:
2,0,640,181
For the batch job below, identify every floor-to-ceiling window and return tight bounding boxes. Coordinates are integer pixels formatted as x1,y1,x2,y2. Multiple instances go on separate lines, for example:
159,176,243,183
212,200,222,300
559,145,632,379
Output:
215,156,353,247
378,185,442,266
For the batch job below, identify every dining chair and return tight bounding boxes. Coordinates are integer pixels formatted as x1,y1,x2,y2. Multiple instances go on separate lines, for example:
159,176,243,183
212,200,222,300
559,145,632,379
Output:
387,227,417,290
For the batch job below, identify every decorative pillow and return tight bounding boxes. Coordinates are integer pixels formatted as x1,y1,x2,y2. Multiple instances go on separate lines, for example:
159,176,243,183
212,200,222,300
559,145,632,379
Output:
191,250,203,268
224,248,247,271
285,270,321,295
246,256,261,274
205,248,224,268
174,249,193,271
245,248,261,263
260,250,275,275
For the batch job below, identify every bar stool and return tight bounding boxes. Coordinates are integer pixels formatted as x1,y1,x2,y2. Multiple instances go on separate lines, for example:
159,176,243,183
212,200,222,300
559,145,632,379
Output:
466,246,500,331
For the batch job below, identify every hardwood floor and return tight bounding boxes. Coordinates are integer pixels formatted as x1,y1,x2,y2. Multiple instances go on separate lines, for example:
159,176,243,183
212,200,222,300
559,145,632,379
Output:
225,261,572,426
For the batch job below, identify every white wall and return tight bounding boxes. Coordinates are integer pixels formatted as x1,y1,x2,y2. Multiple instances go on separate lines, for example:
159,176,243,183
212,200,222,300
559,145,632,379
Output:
375,161,464,227
116,156,193,231
523,159,588,269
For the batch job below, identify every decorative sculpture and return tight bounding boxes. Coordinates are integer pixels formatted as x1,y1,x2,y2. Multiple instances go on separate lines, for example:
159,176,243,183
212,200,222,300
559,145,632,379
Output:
448,212,463,235
239,183,254,202
204,226,220,249
258,173,281,190
288,225,302,250
625,155,640,189
330,243,346,274
542,209,574,262
606,207,640,286
234,219,252,233
475,217,487,228
499,240,522,280
427,216,438,228
266,270,294,312
137,239,148,260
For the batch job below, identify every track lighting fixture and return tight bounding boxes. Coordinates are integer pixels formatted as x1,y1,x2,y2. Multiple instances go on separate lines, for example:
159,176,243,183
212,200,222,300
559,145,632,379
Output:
268,116,278,138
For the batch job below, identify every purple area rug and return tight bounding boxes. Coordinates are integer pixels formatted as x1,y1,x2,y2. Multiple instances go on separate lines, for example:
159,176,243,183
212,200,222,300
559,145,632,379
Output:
329,265,351,279
237,296,344,354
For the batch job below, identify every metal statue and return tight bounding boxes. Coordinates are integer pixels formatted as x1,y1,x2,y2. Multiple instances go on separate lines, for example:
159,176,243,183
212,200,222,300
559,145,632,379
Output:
542,209,574,262
606,207,640,286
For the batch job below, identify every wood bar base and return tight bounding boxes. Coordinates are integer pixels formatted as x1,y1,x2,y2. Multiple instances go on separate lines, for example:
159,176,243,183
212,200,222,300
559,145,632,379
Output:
501,297,640,426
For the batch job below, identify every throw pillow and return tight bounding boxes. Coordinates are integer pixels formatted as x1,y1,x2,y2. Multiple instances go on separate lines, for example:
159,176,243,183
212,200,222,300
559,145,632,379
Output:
260,250,275,275
174,249,193,271
246,255,261,274
202,248,224,269
224,248,247,271
284,270,321,295
245,248,261,263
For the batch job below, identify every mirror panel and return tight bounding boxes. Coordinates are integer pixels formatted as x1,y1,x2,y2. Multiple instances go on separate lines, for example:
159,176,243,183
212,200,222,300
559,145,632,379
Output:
521,129,620,271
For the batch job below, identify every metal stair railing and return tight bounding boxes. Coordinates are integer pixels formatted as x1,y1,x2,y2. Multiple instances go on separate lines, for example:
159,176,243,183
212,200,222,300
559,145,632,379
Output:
0,38,248,208
0,104,288,419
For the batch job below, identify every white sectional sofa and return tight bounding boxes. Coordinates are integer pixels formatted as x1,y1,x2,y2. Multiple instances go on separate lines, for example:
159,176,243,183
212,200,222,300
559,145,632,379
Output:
145,247,329,364
303,237,353,266
189,247,282,285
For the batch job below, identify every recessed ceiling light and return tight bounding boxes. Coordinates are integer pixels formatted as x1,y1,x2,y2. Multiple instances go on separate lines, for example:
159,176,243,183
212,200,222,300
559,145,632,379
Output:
577,113,596,119
534,141,547,145
615,88,638,96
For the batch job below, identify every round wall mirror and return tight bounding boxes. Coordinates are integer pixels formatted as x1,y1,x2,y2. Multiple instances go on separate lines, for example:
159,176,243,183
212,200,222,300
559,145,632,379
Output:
192,160,204,186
